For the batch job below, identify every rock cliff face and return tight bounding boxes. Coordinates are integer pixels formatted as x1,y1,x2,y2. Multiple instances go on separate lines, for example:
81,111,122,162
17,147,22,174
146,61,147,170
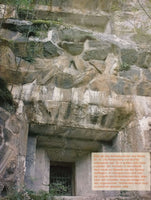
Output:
0,106,28,195
0,0,151,199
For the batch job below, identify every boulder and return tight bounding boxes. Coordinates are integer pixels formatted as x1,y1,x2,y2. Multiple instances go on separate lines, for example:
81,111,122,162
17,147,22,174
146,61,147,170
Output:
59,41,83,55
58,28,94,42
83,40,112,61
121,48,138,65
137,81,151,96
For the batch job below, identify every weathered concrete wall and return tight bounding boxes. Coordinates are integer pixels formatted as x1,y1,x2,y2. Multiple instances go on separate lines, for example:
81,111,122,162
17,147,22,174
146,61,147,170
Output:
75,154,104,200
25,139,50,192
24,136,37,191
34,148,50,192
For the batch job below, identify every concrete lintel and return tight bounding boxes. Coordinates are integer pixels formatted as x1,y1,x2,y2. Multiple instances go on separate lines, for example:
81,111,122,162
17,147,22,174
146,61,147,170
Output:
37,135,102,151
29,123,117,141
47,148,90,162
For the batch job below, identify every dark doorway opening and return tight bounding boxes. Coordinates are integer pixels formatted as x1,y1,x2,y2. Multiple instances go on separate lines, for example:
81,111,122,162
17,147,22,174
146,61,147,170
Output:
50,162,75,196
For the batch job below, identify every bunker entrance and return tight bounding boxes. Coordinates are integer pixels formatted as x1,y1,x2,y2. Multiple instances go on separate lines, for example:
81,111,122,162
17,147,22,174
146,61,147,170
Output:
50,162,75,196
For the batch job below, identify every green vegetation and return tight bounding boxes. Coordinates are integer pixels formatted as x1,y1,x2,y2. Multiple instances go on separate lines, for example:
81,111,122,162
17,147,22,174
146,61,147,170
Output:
32,20,52,26
1,182,68,200
49,182,68,196
142,64,148,69
119,62,130,71
1,190,51,200
23,56,35,63
32,19,63,26
31,19,69,30
0,0,34,8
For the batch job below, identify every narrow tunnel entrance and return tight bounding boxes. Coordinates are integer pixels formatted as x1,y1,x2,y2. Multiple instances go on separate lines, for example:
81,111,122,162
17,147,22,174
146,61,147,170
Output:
50,162,75,196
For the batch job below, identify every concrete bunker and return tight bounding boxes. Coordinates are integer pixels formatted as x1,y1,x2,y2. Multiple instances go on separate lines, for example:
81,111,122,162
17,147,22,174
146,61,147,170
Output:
24,103,132,197
24,125,111,197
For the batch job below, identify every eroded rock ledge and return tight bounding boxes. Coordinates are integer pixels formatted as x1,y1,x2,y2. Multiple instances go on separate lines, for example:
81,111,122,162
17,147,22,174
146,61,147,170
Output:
0,1,151,199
